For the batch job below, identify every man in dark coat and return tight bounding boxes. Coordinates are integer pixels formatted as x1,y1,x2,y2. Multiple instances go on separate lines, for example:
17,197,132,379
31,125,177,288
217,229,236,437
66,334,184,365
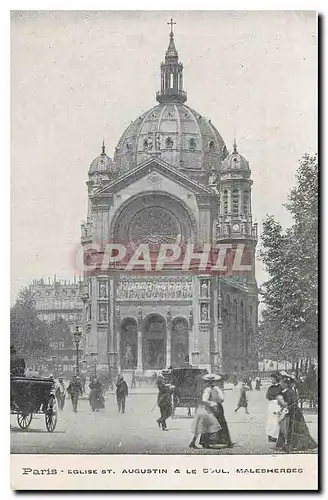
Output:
116,374,128,413
10,345,25,376
156,373,174,431
66,375,83,412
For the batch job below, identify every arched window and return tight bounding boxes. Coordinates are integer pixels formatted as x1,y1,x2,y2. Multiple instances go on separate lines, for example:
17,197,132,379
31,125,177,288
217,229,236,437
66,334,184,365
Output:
243,189,249,215
232,189,239,215
170,73,174,88
223,190,228,215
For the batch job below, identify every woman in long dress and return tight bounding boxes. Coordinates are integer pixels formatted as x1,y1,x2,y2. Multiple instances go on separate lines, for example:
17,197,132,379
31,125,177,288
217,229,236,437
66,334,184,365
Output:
197,374,233,448
89,377,105,411
265,373,282,442
276,375,317,452
189,402,221,448
235,382,249,414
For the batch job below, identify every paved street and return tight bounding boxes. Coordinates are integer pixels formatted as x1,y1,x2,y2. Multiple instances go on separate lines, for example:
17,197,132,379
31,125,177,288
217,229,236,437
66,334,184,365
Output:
11,385,318,455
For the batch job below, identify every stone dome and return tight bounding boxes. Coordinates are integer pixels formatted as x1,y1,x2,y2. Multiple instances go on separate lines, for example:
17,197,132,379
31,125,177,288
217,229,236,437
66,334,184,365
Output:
114,102,229,184
89,141,115,175
221,141,250,173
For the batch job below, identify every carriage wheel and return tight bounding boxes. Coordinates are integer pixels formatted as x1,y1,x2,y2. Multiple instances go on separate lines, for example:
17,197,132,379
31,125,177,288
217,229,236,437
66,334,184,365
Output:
45,397,58,432
17,412,32,429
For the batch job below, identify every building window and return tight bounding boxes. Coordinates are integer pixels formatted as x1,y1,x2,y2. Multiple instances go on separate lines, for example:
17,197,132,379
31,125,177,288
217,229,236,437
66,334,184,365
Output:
243,189,249,215
232,189,239,215
165,137,173,149
188,138,196,150
208,140,215,151
223,190,228,215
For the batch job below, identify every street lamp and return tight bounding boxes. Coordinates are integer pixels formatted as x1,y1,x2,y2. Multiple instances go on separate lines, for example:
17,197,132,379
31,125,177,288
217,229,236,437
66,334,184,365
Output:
73,326,82,376
51,355,56,376
90,352,98,376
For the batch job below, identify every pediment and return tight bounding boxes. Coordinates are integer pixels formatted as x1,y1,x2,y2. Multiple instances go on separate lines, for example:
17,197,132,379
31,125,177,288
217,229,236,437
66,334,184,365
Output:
91,157,215,199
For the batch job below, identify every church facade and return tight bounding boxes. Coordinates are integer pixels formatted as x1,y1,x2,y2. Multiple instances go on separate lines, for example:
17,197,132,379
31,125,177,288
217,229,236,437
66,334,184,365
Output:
80,25,259,375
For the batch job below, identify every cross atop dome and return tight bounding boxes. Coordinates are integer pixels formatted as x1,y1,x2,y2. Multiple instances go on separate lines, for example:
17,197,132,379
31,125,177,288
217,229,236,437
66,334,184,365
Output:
167,18,176,37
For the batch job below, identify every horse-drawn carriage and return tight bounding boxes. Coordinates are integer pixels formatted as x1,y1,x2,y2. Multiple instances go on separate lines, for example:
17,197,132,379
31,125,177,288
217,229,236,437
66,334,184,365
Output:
10,376,58,432
166,367,208,418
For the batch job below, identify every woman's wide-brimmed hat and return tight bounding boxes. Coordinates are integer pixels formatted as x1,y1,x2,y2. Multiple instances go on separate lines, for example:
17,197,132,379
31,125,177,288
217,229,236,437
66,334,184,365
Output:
162,369,171,375
202,373,221,381
279,370,295,381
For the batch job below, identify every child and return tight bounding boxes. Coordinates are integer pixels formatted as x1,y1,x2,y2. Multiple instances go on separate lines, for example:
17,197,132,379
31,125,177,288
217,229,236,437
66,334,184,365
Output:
235,382,249,414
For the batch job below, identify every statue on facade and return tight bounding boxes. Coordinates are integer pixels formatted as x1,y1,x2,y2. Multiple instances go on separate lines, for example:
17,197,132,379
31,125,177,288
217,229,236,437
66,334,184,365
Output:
125,344,133,368
99,305,107,322
209,166,217,188
201,281,209,298
201,304,209,322
99,282,107,298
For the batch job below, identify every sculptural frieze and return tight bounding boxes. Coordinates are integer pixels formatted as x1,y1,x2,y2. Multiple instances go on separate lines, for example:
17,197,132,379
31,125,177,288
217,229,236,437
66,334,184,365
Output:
116,279,192,300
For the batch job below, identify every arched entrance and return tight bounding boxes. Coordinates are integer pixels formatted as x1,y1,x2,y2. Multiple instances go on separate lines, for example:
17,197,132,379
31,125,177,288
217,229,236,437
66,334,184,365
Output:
171,317,189,367
143,314,166,370
120,317,137,369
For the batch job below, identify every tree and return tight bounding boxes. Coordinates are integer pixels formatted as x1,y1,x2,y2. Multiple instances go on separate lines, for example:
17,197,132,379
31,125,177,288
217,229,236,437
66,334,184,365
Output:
10,287,50,364
259,154,318,362
48,316,73,351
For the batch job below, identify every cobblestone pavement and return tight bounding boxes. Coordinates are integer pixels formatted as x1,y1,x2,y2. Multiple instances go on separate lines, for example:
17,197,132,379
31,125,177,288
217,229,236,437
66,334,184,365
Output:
10,386,318,455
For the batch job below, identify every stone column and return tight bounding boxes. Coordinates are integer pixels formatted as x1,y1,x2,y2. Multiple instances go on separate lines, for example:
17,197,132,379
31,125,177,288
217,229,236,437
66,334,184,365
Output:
188,306,194,365
137,306,143,373
216,278,223,372
115,304,121,373
166,305,172,368
228,188,232,214
191,276,200,366
107,278,116,376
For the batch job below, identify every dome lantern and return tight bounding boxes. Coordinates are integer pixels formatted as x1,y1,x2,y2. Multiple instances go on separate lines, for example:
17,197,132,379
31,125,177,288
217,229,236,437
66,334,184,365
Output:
156,19,187,105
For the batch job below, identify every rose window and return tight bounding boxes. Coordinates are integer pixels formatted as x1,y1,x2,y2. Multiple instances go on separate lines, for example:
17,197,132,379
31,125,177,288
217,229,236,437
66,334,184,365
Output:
129,207,181,245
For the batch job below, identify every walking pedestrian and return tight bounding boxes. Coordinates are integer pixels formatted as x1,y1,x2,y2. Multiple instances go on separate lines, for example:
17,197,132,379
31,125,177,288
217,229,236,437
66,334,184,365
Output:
156,371,174,431
276,374,317,452
116,374,128,413
55,377,66,411
131,370,136,389
235,381,249,414
265,373,282,442
89,377,105,411
198,373,233,448
255,377,262,391
66,375,83,413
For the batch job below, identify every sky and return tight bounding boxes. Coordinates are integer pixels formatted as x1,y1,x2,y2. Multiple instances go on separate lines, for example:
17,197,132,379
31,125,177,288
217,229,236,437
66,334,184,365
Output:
10,10,317,303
